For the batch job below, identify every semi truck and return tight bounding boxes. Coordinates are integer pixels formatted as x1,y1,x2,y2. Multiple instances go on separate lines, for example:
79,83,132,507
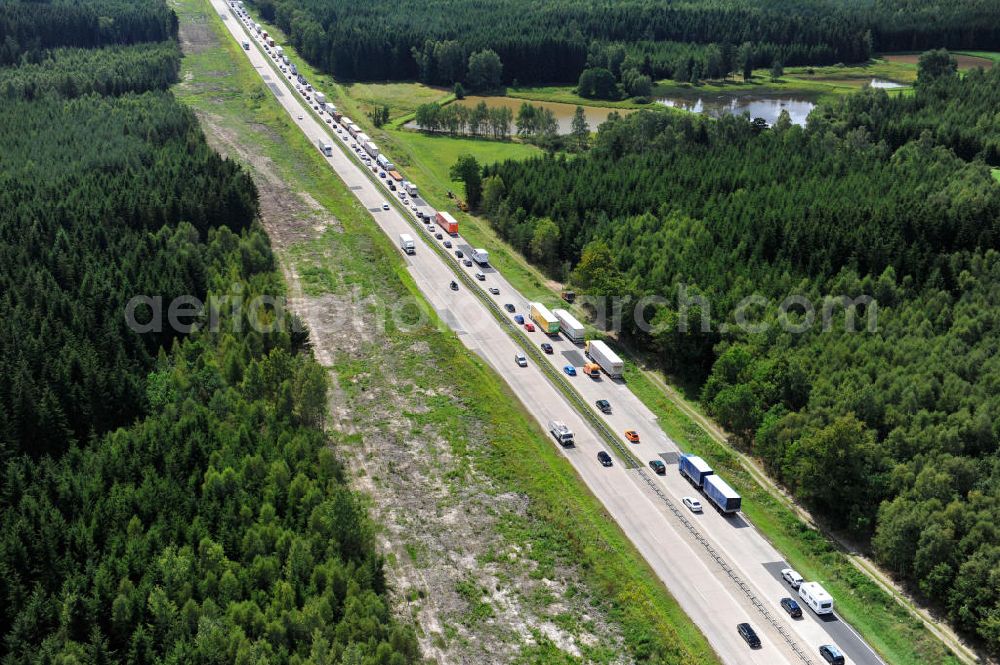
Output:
364,141,379,158
275,46,284,57
552,308,584,343
282,55,289,65
377,154,394,171
388,170,403,182
584,340,624,379
702,474,742,513
404,181,419,197
678,453,713,487
267,38,275,47
356,132,370,144
548,420,575,447
471,249,489,266
316,138,333,157
529,303,560,334
398,234,415,255
314,91,326,105
289,63,297,75
435,211,458,235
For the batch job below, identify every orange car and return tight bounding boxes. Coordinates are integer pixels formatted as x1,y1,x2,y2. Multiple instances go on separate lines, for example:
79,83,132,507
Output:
625,430,640,443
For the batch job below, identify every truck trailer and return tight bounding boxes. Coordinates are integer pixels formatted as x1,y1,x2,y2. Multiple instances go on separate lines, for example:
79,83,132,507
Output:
471,249,489,266
529,303,560,334
316,138,333,157
404,181,419,197
552,308,584,343
388,170,403,182
584,340,624,379
364,141,379,158
702,474,742,514
314,92,326,105
435,211,458,235
678,454,713,487
377,154,394,171
398,234,415,255
275,46,284,57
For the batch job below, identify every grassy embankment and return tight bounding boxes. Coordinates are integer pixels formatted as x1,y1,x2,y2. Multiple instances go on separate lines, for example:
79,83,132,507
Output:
337,72,969,665
203,11,980,660
177,1,720,662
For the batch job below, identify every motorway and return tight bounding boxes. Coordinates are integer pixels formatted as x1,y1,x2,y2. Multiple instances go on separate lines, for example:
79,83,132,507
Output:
213,4,884,664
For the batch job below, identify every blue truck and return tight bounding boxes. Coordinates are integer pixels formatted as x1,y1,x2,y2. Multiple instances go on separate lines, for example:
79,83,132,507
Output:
678,454,714,488
703,474,742,514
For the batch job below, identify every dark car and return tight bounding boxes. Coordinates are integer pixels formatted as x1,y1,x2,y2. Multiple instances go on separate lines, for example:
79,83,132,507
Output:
435,233,443,239
443,240,452,248
463,259,473,267
819,645,845,665
780,597,802,618
737,623,761,649
595,399,611,414
513,314,525,324
541,343,553,354
505,303,516,313
597,451,612,467
648,459,666,474
455,249,464,258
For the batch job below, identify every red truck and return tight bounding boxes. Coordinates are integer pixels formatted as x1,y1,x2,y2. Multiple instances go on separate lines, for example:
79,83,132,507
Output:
435,210,459,235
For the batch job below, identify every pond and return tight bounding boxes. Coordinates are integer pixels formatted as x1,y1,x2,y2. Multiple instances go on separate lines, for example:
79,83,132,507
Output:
408,96,632,135
656,94,816,126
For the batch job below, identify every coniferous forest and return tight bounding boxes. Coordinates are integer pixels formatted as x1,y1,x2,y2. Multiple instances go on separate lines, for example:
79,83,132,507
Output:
481,58,1000,652
0,0,417,662
250,0,1000,85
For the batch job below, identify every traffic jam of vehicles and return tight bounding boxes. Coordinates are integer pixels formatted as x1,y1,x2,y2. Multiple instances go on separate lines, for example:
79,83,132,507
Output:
231,6,853,660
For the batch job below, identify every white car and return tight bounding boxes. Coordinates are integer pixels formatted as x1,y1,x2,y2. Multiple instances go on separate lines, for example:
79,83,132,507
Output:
296,114,303,120
682,497,703,513
514,353,528,367
781,568,804,589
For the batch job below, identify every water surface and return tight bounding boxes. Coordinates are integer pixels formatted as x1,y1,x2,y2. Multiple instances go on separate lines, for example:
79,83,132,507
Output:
656,94,816,126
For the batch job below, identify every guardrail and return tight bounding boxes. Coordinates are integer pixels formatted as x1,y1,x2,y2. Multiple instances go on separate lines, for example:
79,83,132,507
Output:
634,468,814,664
232,7,642,469
227,9,812,661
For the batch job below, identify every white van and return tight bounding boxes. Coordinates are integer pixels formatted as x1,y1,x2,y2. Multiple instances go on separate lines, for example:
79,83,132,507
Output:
798,582,834,615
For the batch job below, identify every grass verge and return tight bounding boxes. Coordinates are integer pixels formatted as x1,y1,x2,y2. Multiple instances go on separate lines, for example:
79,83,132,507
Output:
176,1,720,662
622,364,964,665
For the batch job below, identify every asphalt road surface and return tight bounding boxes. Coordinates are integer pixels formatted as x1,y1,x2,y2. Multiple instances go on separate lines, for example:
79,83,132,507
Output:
214,5,885,664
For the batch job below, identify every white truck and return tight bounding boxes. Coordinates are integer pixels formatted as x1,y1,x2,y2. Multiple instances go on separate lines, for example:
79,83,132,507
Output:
548,420,575,447
314,91,326,105
398,233,415,255
364,141,379,158
584,340,624,379
377,154,394,171
404,181,419,197
316,138,333,156
552,308,584,343
275,46,284,58
471,249,489,266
